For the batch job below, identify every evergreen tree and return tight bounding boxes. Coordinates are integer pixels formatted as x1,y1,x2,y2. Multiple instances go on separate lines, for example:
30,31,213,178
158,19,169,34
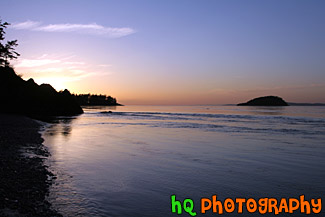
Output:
0,19,20,67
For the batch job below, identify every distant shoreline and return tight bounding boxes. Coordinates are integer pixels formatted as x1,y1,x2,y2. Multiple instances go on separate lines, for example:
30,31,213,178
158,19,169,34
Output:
224,103,325,106
287,102,325,106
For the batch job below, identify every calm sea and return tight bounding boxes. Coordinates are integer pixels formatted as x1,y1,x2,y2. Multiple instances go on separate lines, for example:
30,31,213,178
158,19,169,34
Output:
42,106,325,217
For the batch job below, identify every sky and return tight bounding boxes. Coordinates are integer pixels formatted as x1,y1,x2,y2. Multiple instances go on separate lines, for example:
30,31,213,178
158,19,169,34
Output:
2,0,325,105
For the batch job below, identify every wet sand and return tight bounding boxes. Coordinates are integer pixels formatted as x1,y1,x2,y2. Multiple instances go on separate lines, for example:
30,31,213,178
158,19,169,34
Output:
0,114,61,217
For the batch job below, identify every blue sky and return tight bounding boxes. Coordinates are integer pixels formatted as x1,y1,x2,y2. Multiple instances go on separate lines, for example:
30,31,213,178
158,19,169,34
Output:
2,0,325,104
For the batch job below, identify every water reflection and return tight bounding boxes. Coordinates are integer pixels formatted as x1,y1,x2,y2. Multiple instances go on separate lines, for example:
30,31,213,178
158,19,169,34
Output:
44,115,92,216
82,105,118,111
44,116,77,138
245,106,286,116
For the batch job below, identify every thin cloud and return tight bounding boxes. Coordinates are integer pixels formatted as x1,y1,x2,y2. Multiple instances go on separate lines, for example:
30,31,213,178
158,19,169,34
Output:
11,21,135,38
12,54,113,91
63,61,85,65
15,58,61,68
14,54,112,80
11,20,41,29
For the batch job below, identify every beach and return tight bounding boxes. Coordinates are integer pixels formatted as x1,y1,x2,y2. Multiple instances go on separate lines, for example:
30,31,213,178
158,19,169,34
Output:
0,114,61,217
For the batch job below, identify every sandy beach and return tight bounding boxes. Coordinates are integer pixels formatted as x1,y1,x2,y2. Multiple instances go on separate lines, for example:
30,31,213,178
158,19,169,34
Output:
0,114,61,217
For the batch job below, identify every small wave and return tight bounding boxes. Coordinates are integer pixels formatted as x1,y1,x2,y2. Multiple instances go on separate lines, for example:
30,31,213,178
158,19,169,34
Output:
98,111,325,124
94,111,325,137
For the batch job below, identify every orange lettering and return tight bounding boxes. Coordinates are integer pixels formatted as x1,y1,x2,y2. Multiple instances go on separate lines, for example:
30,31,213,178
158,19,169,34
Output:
258,198,268,214
246,198,257,213
201,198,211,213
212,195,223,214
236,198,245,213
289,198,299,213
268,198,279,214
224,198,235,213
311,198,322,214
278,198,289,213
300,195,311,214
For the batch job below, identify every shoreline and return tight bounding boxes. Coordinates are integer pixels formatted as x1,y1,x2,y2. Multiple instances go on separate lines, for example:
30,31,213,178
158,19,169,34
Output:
0,114,62,217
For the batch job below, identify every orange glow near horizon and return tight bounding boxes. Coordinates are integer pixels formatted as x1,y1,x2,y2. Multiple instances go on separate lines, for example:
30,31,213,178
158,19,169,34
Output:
14,60,325,106
23,71,325,105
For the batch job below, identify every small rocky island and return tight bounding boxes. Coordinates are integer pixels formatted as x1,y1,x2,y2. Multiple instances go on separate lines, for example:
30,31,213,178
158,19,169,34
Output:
237,96,289,106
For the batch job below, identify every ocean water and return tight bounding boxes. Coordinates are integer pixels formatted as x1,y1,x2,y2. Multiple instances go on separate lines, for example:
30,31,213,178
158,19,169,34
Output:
42,106,325,217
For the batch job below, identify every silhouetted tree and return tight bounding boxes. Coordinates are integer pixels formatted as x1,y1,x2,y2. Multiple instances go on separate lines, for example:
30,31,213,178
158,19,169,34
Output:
72,93,119,105
0,19,20,67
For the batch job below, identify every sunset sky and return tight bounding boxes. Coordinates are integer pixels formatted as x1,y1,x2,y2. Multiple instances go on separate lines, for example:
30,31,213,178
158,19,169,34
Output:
2,0,325,105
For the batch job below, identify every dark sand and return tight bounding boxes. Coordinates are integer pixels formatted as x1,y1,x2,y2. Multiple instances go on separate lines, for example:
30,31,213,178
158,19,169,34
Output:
0,114,61,217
